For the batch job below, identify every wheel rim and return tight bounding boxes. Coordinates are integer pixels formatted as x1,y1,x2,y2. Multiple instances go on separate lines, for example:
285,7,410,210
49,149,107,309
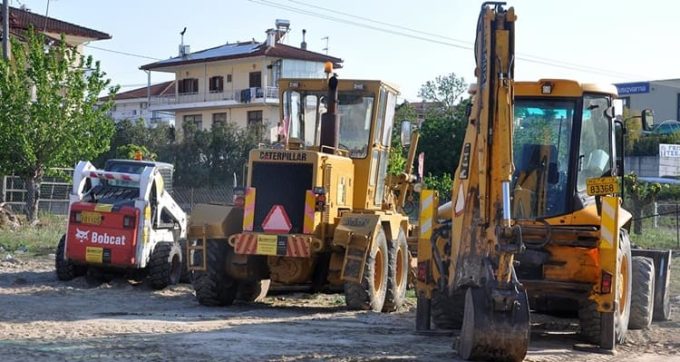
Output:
396,246,405,289
373,248,384,294
618,253,629,315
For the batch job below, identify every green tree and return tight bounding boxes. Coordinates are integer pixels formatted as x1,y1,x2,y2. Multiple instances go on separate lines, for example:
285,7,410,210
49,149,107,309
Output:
95,118,174,165
0,29,117,222
417,73,467,117
116,144,157,160
387,102,417,176
413,73,469,203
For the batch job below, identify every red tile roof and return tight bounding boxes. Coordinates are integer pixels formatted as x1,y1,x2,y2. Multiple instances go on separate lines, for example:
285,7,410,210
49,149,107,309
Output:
141,41,342,70
102,81,175,101
1,6,110,40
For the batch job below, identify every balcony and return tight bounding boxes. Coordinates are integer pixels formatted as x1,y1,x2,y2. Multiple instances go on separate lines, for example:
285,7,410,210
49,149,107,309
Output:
149,86,279,112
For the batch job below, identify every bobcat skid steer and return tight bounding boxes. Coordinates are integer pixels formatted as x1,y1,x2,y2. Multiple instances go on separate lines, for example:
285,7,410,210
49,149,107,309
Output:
55,159,188,289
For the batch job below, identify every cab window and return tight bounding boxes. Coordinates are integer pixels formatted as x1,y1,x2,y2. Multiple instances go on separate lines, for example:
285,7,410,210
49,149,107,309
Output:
577,96,612,192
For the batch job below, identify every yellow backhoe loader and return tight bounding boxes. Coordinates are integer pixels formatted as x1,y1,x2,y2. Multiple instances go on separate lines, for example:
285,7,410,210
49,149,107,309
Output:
415,2,672,361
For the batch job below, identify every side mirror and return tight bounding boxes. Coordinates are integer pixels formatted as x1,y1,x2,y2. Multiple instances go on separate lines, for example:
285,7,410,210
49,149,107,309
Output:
400,121,412,147
641,109,654,131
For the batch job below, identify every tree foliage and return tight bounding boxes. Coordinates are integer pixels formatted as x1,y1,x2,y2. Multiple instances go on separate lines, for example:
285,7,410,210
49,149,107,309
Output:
0,29,117,221
623,172,666,235
95,118,173,165
104,120,264,188
415,73,469,180
417,73,467,116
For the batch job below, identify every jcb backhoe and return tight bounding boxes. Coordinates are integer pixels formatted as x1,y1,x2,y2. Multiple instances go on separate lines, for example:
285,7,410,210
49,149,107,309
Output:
415,2,672,361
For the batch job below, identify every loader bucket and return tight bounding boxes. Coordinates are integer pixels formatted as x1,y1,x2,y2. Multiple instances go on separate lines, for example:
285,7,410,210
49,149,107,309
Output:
457,286,530,362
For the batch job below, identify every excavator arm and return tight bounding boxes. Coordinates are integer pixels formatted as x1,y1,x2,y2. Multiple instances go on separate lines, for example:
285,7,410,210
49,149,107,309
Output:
446,3,530,361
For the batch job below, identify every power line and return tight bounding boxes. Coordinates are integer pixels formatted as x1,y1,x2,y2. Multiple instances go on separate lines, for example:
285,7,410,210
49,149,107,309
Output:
84,45,161,61
284,0,644,79
249,0,647,80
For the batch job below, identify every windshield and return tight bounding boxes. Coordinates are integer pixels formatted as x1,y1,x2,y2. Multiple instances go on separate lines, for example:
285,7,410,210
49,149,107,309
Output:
512,99,575,219
283,90,374,158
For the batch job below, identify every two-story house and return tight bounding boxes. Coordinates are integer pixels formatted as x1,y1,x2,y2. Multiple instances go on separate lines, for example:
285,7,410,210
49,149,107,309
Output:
1,5,110,53
140,21,342,141
104,80,176,127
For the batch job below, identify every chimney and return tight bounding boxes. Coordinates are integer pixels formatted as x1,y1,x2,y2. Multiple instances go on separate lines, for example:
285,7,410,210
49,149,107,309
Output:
179,27,189,57
301,29,307,50
265,28,277,47
178,44,190,57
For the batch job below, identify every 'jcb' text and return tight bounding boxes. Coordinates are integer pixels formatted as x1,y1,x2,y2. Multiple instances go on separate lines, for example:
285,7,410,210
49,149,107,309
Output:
259,151,307,162
91,232,126,246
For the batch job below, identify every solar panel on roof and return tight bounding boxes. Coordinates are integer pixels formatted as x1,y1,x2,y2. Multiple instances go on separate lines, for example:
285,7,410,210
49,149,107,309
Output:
153,42,261,66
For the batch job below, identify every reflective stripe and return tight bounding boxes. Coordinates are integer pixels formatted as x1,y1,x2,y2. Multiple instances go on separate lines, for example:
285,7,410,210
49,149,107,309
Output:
600,198,617,249
86,170,139,182
243,187,256,231
420,190,434,240
303,190,315,234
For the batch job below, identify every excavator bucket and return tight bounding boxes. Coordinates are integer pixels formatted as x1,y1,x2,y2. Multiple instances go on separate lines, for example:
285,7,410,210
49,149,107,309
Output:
457,284,530,362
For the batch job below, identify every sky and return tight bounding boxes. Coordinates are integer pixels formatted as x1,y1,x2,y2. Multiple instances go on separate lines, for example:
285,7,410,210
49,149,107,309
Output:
12,0,680,102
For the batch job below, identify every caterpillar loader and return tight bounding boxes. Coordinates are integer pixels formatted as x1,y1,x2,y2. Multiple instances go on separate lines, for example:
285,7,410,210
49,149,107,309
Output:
56,158,189,289
415,2,672,361
186,65,420,312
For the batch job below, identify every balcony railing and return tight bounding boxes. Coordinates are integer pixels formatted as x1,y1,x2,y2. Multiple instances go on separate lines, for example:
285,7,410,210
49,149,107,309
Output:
150,86,278,107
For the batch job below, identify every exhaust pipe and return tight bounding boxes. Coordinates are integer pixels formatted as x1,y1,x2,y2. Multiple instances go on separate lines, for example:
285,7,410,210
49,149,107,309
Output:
319,75,339,153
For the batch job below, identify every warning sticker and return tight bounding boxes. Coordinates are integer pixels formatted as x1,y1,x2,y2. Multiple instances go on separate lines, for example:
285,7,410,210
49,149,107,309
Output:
256,234,278,256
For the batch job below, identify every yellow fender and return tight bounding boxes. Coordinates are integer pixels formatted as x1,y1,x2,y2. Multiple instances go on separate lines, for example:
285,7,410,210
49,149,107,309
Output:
333,214,382,283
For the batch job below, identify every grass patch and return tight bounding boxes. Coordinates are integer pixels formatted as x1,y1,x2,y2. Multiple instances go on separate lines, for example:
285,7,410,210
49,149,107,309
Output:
630,228,680,250
0,213,65,256
629,216,680,250
406,288,416,300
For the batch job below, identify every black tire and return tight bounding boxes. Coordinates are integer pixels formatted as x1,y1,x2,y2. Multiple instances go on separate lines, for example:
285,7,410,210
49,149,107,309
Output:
192,239,238,306
148,242,182,290
236,279,271,302
431,288,466,329
344,228,389,312
579,230,632,344
55,235,86,281
629,256,655,330
383,228,409,312
178,239,192,283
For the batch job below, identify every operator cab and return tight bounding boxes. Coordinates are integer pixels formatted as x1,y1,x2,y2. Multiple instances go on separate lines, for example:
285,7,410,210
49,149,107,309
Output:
512,80,620,220
279,78,399,209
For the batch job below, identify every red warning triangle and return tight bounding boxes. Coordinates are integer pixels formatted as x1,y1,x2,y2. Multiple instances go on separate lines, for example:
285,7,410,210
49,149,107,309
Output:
262,205,292,233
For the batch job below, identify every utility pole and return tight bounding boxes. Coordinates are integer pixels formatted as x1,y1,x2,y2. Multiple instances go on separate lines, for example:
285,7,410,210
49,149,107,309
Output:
2,0,9,60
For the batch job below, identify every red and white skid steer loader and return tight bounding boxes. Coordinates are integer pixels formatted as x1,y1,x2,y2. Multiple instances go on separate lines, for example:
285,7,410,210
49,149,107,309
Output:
55,159,189,289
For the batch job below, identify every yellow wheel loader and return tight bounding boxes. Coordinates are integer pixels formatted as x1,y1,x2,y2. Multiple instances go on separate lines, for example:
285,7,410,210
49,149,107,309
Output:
415,2,672,361
186,66,420,312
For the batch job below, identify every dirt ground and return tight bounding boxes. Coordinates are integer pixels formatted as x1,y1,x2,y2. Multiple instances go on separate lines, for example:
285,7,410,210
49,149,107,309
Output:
1,256,679,362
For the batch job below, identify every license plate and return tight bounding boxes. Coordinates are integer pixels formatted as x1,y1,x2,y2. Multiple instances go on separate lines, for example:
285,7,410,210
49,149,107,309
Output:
86,246,103,263
586,177,620,196
256,234,278,256
82,211,102,225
